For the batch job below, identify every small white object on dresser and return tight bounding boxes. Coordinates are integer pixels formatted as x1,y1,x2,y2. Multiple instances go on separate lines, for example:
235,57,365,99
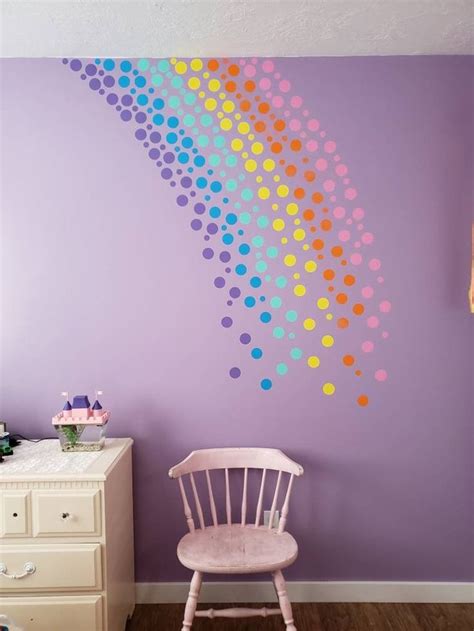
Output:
0,438,135,631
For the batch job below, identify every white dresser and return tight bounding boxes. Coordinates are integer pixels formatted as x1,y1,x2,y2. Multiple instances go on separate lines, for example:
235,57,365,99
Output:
0,438,135,631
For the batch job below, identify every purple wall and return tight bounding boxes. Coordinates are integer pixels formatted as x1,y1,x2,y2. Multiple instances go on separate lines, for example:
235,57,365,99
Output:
1,57,472,582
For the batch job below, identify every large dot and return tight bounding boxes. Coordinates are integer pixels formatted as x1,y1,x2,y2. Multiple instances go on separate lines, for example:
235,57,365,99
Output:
379,300,392,313
307,356,320,368
303,318,316,331
322,382,335,395
221,316,233,328
294,284,306,297
321,335,334,348
375,369,387,382
261,378,272,391
229,367,241,379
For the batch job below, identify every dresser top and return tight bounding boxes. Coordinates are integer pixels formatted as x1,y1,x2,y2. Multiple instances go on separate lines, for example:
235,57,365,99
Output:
0,438,133,482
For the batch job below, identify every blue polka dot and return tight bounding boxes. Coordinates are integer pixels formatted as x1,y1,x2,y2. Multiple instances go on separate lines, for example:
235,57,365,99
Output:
153,114,164,125
168,116,179,128
261,378,272,391
196,177,208,189
209,206,221,218
118,76,130,88
135,76,146,88
194,156,205,167
239,243,250,255
244,296,256,308
120,60,132,72
137,94,148,106
250,276,262,288
260,311,272,323
103,59,115,71
210,181,222,193
153,98,164,110
178,153,189,164
251,347,263,359
182,137,193,148
166,132,178,144
236,264,247,276
222,233,234,245
226,213,237,225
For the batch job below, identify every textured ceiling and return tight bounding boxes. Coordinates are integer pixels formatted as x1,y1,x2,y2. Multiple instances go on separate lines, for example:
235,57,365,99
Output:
1,0,473,57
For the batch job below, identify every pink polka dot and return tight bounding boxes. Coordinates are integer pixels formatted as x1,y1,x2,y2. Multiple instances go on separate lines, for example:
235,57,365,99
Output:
354,242,361,248
375,369,387,382
303,109,309,116
345,187,357,200
300,131,307,139
259,77,271,90
346,218,353,225
289,118,301,131
315,158,327,171
262,60,274,73
306,139,318,152
379,300,392,313
320,131,326,138
324,140,336,153
343,178,350,185
333,206,345,219
362,232,374,245
244,64,256,77
272,95,284,108
323,179,336,192
357,224,363,231
377,276,384,283
338,230,351,242
307,118,319,131
279,80,290,93
266,91,272,98
239,59,245,66
369,258,381,271
362,341,374,353
352,207,365,220
330,195,336,202
334,154,341,162
336,164,348,176
350,253,362,266
284,110,290,117
367,316,379,329
251,57,257,65
290,95,302,108
382,331,389,339
361,286,374,299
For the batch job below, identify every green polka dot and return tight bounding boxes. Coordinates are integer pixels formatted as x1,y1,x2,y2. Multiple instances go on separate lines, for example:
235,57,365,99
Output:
137,59,149,71
276,363,288,376
273,327,285,339
270,296,282,309
285,310,298,322
267,246,278,259
240,212,252,225
256,260,268,273
257,216,269,229
275,276,288,289
290,347,303,360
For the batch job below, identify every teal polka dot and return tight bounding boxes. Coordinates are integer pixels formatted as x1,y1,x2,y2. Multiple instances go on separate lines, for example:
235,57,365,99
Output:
183,114,195,126
285,310,298,322
226,155,237,167
267,246,278,259
256,260,268,273
290,347,303,360
240,212,252,225
288,332,296,340
214,136,225,148
257,216,269,229
273,326,285,339
171,76,183,89
137,59,149,71
226,179,237,192
275,276,288,289
270,297,282,309
252,236,264,248
276,363,288,376
184,93,196,105
265,275,272,282
158,60,170,72
168,96,180,109
197,135,209,147
209,154,220,167
241,188,253,201
201,114,213,127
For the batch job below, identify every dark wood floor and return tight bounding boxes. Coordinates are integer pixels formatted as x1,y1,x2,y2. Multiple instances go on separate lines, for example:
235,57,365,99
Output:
127,602,474,631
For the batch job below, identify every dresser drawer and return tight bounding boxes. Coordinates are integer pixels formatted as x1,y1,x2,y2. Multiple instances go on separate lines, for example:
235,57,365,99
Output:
1,491,31,537
32,489,101,537
1,594,103,631
0,544,102,592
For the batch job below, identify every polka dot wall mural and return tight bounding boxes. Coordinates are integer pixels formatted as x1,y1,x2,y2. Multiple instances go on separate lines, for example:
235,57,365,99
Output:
63,57,391,406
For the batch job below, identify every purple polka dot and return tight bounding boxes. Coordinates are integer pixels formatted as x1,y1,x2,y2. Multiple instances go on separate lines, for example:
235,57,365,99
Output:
85,63,97,76
150,132,161,143
132,106,138,112
202,248,214,260
62,58,68,65
70,59,82,72
163,152,175,164
214,277,225,288
177,195,188,207
229,287,241,298
135,112,146,124
204,235,210,241
148,148,160,160
99,70,105,77
194,203,205,215
207,223,218,235
120,109,132,121
135,129,147,141
191,219,202,231
116,106,121,111
229,367,241,379
225,267,231,273
107,93,118,105
161,168,172,180
99,89,105,95
220,251,231,263
221,317,233,328
227,300,233,306
103,75,115,88
89,78,101,91
240,333,251,345
190,191,196,198
170,181,176,187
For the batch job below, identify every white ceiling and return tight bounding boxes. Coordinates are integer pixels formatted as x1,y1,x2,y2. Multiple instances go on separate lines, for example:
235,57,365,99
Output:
1,0,473,58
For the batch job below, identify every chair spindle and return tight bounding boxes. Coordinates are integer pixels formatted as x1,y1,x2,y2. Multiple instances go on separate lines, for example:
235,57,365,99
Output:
241,467,248,526
278,473,294,533
255,468,267,527
190,472,205,530
205,469,218,527
225,468,231,525
268,470,282,530
178,476,195,533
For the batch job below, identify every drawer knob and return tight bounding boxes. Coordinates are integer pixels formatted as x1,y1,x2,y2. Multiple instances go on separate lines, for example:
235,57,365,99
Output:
61,512,71,520
0,561,36,580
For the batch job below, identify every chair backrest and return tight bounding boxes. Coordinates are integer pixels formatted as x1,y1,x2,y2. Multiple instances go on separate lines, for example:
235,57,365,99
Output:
169,448,303,535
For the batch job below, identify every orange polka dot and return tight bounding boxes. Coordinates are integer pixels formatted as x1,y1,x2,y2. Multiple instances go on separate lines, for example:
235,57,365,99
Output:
320,219,332,231
344,274,356,286
317,254,324,260
285,164,297,177
357,395,369,407
236,93,242,99
310,226,317,233
267,136,273,142
312,239,324,251
341,260,347,266
271,142,283,154
328,285,334,291
208,59,219,71
290,139,302,151
274,119,286,131
255,95,261,102
259,102,270,114
355,370,362,376
304,170,316,182
331,246,343,257
303,209,315,221
337,317,349,329
228,64,239,76
352,303,365,315
279,159,286,165
244,80,256,92
336,293,348,304
343,355,355,366
312,192,324,204
240,100,251,112
294,187,305,199
225,81,236,92
250,115,256,121
255,121,266,132
323,269,335,281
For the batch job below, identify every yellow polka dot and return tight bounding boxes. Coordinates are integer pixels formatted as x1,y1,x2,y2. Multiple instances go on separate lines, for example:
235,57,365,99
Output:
188,77,200,90
294,284,306,297
222,100,235,113
317,297,329,310
245,159,257,173
303,318,316,331
205,98,217,111
190,58,203,72
293,272,300,280
286,202,299,216
170,58,177,65
208,79,220,92
235,113,241,120
293,228,306,241
277,184,289,198
217,112,224,119
219,92,225,100
251,142,264,155
258,187,270,200
248,134,255,141
281,237,288,244
203,72,209,79
302,244,310,251
304,260,317,273
220,118,233,131
307,356,320,368
273,175,281,183
271,203,279,211
198,91,205,98
256,175,263,183
174,61,188,75
263,159,275,172
284,254,296,267
242,152,248,159
238,122,250,135
272,218,285,231
321,335,334,348
231,138,243,151
326,313,333,320
322,382,335,395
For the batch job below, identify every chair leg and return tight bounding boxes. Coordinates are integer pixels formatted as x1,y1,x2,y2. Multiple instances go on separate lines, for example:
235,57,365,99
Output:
272,569,297,631
181,571,202,631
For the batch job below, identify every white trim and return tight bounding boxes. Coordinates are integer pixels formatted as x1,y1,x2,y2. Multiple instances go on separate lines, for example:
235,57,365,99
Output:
136,581,474,604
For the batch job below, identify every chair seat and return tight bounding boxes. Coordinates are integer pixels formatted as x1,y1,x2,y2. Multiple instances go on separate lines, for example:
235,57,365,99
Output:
177,525,298,574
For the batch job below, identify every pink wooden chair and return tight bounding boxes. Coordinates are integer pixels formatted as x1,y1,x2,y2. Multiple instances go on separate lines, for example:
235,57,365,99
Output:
169,447,304,630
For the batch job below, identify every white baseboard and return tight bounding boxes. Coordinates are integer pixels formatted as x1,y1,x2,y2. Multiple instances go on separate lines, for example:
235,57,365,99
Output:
136,581,474,604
